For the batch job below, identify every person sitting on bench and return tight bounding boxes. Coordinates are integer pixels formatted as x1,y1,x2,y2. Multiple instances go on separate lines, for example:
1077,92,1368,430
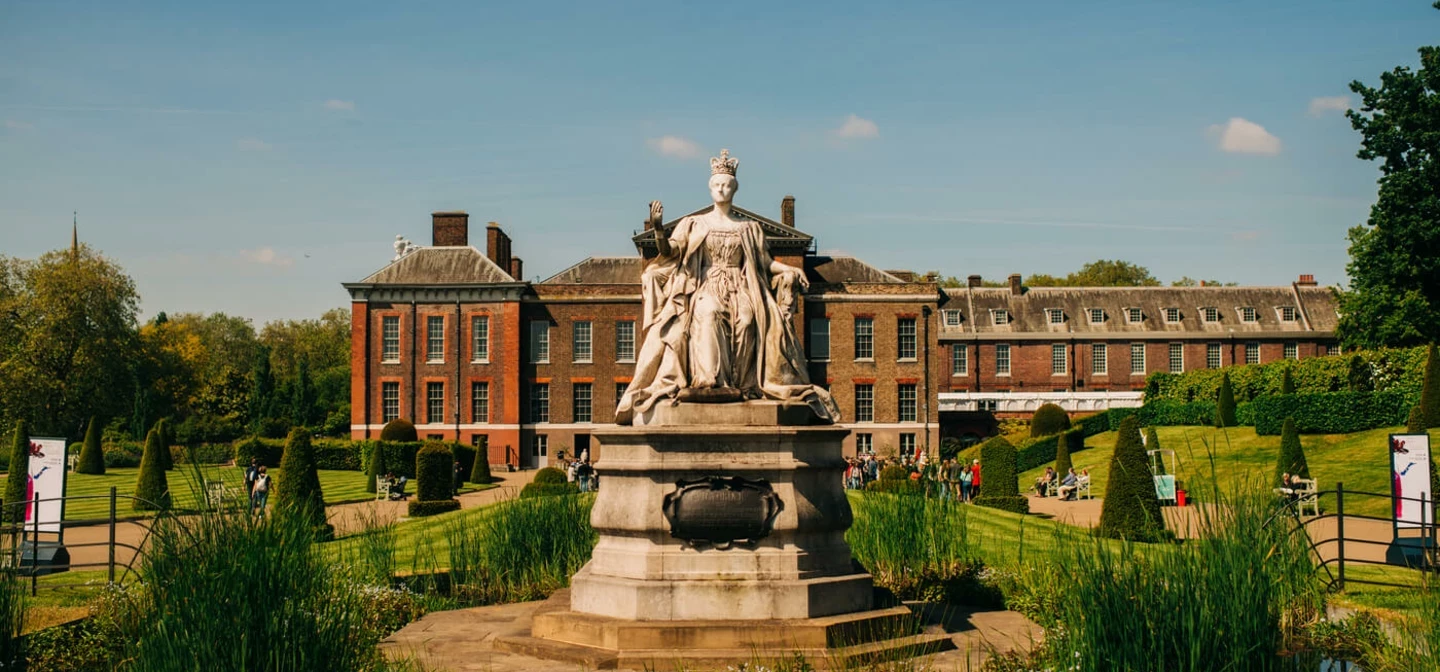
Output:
385,472,410,500
1056,468,1080,501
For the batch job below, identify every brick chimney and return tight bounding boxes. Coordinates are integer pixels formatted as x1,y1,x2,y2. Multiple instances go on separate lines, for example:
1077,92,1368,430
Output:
781,195,795,227
1009,274,1023,296
1297,274,1317,286
968,274,982,289
486,222,513,273
509,257,524,282
432,211,469,247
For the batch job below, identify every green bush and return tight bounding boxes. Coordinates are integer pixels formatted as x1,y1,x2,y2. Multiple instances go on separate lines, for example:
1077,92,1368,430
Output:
133,428,172,512
77,416,105,475
1138,400,1217,427
170,443,233,465
105,447,141,468
1015,428,1086,473
1097,416,1163,541
1281,367,1296,395
520,482,581,498
1407,404,1426,434
470,438,493,484
379,418,417,442
275,428,328,536
1030,403,1071,437
1145,345,1429,404
533,466,568,485
234,437,284,467
4,420,29,523
407,499,461,517
1216,372,1238,428
1054,426,1075,476
1274,417,1310,487
879,465,909,481
415,442,455,503
366,437,384,494
1422,343,1440,429
1250,391,1412,435
975,437,1028,515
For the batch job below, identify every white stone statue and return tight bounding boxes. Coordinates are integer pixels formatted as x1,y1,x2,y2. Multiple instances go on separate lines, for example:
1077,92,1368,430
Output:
393,235,419,260
615,150,840,424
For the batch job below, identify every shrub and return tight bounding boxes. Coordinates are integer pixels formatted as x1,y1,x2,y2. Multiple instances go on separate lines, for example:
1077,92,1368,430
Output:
379,418,417,442
133,429,172,511
1407,404,1426,434
4,420,29,523
1097,416,1163,541
520,482,582,498
1054,427,1075,476
1015,428,1086,473
1422,343,1440,429
1281,367,1296,395
1145,427,1164,475
275,428,328,536
310,440,361,471
1138,400,1216,427
366,438,384,494
234,436,284,467
1215,372,1237,428
77,416,105,475
1030,403,1071,437
470,438,493,484
975,437,1028,515
172,443,233,465
104,447,141,468
1145,345,1428,404
879,465,909,482
408,499,462,516
1250,391,1412,435
1274,417,1310,487
533,466,567,485
415,442,455,503
155,419,175,471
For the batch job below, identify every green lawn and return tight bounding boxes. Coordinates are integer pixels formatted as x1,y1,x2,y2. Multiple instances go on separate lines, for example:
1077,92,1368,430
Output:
2,466,492,521
1014,425,1438,518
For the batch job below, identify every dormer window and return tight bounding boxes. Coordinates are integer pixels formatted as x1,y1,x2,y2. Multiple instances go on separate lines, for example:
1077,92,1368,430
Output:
1240,307,1258,323
1201,307,1221,323
1164,307,1181,323
992,309,1011,326
1279,306,1298,322
1046,308,1065,325
942,309,963,327
1126,307,1144,323
1087,308,1106,324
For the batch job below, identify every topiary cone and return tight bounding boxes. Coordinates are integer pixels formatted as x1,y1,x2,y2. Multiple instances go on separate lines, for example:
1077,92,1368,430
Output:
133,428,172,511
77,416,105,475
4,420,30,523
1145,427,1164,475
1097,416,1164,541
410,442,462,517
469,437,493,484
1274,417,1310,487
1421,343,1440,429
365,441,384,494
276,427,328,535
1215,372,1237,428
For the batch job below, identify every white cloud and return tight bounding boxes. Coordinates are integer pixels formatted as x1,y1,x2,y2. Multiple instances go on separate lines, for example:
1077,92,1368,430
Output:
3,119,33,130
239,247,293,268
647,135,702,159
1308,96,1350,117
236,137,272,152
1207,118,1281,156
324,99,356,111
834,114,879,139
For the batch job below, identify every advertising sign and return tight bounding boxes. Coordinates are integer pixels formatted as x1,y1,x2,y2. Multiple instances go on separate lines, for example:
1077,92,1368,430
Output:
1389,434,1434,529
24,437,67,534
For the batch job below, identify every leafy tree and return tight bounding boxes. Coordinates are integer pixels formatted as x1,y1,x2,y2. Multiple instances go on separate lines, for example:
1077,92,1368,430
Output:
1030,403,1071,437
4,420,30,523
470,436,493,484
1281,368,1296,395
0,245,140,438
1422,343,1440,428
1337,8,1440,349
276,428,330,536
1026,260,1161,288
248,345,276,432
1171,277,1237,287
133,428,171,511
1098,416,1164,541
76,416,105,475
1215,372,1237,428
974,437,1028,514
1274,417,1311,487
290,357,316,428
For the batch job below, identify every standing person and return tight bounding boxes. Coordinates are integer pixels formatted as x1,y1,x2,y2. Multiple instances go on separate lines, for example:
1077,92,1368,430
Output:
576,460,594,493
244,457,260,500
250,466,270,515
865,454,879,486
971,459,982,499
960,462,973,502
453,459,465,498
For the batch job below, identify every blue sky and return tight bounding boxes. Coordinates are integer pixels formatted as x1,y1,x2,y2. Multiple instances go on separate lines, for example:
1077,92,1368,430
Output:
1,0,1434,323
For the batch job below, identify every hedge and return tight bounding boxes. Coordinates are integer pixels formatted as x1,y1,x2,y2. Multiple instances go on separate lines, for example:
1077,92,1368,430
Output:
521,482,581,498
1097,416,1164,541
415,442,456,504
1015,428,1086,474
533,467,567,485
1250,391,1412,435
1137,400,1216,427
77,417,105,475
230,437,479,478
408,499,462,516
975,437,1028,515
1144,345,1429,405
380,418,417,442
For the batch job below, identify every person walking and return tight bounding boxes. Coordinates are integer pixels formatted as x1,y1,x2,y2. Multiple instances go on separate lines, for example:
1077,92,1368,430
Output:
959,462,973,502
971,459,982,499
250,466,271,515
243,457,260,500
453,459,465,498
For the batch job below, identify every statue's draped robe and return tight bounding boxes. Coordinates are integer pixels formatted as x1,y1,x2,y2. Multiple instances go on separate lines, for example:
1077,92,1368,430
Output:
615,214,840,424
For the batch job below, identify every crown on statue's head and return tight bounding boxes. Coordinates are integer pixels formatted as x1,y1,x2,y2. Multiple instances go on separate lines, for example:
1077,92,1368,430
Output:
710,149,739,177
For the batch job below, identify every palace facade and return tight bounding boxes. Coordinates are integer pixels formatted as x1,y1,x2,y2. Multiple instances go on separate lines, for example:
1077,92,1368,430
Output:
344,204,1340,468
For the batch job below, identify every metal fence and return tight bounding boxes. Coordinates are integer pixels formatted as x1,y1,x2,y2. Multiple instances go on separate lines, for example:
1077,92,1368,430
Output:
1279,482,1439,591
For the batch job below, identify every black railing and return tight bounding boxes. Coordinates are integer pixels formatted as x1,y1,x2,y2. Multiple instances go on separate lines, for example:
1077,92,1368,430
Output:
1274,482,1438,592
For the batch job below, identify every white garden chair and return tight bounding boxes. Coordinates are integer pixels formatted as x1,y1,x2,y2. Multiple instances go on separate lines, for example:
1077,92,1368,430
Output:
1293,478,1319,517
1077,476,1093,500
205,480,228,508
376,478,391,501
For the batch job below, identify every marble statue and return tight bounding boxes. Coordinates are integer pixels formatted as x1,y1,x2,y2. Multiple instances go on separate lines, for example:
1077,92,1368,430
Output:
393,235,419,261
615,150,840,424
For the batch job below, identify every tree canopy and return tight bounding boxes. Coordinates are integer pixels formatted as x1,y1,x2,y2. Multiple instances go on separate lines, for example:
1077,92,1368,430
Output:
1026,260,1161,288
1337,5,1440,349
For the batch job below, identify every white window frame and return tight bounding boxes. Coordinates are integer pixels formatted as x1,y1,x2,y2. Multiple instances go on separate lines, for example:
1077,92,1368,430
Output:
1201,307,1221,323
382,316,401,363
1207,343,1222,369
942,309,962,327
381,382,400,422
529,321,550,364
1169,343,1184,373
573,382,592,424
1051,344,1067,375
951,344,968,376
856,433,873,455
809,318,831,361
572,321,593,364
1087,308,1105,324
1126,307,1144,323
898,384,917,423
854,384,874,423
471,315,489,363
1047,308,1065,325
1284,343,1298,360
899,433,916,457
1164,307,1181,324
1279,306,1298,322
426,315,445,363
1091,343,1107,376
471,381,489,424
532,435,548,458
996,343,1012,376
426,381,445,425
1130,343,1146,375
1245,342,1261,365
1239,307,1259,323
991,309,1011,326
897,317,917,361
531,383,550,423
854,317,874,361
615,320,636,363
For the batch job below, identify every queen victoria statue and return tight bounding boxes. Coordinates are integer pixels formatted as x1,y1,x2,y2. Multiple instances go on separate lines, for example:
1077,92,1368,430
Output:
615,150,840,425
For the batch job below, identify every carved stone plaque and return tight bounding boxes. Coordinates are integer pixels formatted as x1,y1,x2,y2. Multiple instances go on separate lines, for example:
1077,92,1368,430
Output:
662,476,783,548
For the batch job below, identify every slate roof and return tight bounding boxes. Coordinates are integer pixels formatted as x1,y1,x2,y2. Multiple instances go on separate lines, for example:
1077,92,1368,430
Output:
940,285,1339,337
807,256,905,284
541,257,644,285
356,246,516,285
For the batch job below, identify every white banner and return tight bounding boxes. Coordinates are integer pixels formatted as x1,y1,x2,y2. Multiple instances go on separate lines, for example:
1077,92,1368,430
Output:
1390,434,1434,529
24,437,66,534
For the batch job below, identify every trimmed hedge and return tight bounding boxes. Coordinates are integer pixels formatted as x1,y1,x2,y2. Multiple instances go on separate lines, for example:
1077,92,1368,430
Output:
1215,372,1237,428
1015,428,1085,474
1422,343,1440,429
408,499,462,516
521,482,581,498
975,437,1028,515
415,442,455,503
533,467,568,485
230,437,477,478
1054,427,1075,476
879,465,909,482
366,436,384,493
1097,416,1164,541
171,443,233,465
77,416,105,475
1250,391,1411,435
1030,403,1071,437
380,418,417,442
4,420,29,522
1138,400,1216,427
133,428,172,512
470,439,493,484
276,428,328,534
1144,345,1429,404
1274,417,1310,486
105,447,141,468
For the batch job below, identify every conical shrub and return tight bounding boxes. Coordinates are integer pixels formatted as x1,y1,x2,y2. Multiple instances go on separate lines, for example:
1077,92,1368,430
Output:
1281,368,1296,395
1407,404,1425,435
77,416,105,475
470,437,493,484
1145,427,1165,475
1274,417,1310,487
276,428,329,536
1422,343,1440,429
4,420,30,523
1097,416,1164,541
365,441,384,494
974,437,1028,514
1215,372,1237,428
1054,429,1075,476
1030,403,1071,437
133,428,172,511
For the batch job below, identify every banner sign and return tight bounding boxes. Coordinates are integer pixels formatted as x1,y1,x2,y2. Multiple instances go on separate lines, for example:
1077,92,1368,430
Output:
1389,434,1434,529
24,437,66,534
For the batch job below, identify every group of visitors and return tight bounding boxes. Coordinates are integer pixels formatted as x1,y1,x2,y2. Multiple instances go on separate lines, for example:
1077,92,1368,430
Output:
243,458,271,514
843,453,988,502
1030,466,1090,501
564,456,598,492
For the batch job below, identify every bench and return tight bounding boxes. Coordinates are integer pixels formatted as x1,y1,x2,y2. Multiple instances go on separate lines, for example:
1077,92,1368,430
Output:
204,480,229,508
1077,477,1093,500
376,479,391,501
1293,478,1319,517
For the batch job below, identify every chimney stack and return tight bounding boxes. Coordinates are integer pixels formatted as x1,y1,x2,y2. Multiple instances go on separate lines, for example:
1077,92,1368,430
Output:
1009,274,1023,296
781,195,795,227
509,257,524,282
1297,274,1316,286
486,222,514,275
432,211,469,247
967,274,982,289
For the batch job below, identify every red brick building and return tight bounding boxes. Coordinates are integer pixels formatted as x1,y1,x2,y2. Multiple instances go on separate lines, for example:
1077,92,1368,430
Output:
345,206,1339,467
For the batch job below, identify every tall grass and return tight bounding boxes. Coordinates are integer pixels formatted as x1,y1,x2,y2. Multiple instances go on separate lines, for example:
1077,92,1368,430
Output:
443,493,596,604
847,493,988,602
0,565,24,669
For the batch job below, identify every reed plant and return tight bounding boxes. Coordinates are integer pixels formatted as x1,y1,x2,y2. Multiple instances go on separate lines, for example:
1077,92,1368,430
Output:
443,492,596,604
0,565,24,670
847,492,984,602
